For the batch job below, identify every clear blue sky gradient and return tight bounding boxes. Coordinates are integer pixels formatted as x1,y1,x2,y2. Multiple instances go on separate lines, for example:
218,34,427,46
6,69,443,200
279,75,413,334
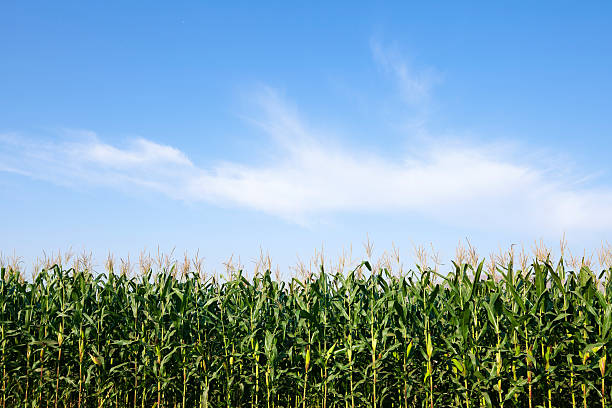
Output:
2,2,612,275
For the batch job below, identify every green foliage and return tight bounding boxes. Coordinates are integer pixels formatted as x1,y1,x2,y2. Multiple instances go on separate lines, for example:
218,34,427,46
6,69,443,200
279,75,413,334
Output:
1,257,612,407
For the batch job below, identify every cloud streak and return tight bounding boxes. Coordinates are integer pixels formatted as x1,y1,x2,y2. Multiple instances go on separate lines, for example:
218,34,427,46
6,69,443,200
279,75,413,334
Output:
2,90,612,234
370,40,438,105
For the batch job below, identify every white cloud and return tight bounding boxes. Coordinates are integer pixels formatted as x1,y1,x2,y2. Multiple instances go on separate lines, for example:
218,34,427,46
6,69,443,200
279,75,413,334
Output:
370,40,438,105
2,91,612,234
81,138,193,169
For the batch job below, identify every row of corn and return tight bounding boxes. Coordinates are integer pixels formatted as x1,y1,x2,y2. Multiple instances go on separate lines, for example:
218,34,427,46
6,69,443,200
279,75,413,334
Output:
0,256,611,407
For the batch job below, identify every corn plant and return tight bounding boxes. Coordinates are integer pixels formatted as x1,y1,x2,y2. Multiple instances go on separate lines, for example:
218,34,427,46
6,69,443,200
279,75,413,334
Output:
1,250,612,407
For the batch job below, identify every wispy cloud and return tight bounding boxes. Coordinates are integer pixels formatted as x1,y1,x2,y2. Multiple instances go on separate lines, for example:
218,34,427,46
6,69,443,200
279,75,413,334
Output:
2,89,612,233
370,39,438,106
82,137,192,169
2,44,611,234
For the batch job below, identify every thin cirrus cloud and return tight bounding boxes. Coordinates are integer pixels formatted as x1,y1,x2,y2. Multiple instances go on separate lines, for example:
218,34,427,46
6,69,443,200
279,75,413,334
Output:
1,91,612,233
1,44,612,233
370,40,438,106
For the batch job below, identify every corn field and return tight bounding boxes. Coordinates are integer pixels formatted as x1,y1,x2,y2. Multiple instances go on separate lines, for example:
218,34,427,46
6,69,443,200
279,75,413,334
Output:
1,252,612,408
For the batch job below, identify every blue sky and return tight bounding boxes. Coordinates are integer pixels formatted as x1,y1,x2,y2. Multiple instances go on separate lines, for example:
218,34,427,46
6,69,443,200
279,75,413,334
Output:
2,2,612,275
